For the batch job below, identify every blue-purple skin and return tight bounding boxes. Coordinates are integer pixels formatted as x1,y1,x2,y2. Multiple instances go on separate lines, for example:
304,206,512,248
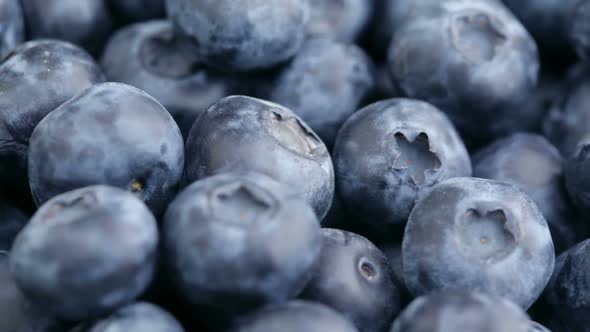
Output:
28,82,184,214
70,302,184,332
184,95,334,220
9,186,159,321
388,0,539,141
0,40,105,190
166,0,309,72
101,20,233,138
306,0,373,42
390,291,531,332
570,0,590,60
0,0,24,59
544,80,590,158
164,172,321,316
367,0,417,60
107,0,165,23
565,139,590,214
543,239,590,331
333,98,472,229
21,0,113,55
529,321,552,332
230,301,358,332
0,201,27,251
0,252,65,332
301,229,401,332
379,244,412,305
403,177,555,309
269,38,375,148
473,133,576,253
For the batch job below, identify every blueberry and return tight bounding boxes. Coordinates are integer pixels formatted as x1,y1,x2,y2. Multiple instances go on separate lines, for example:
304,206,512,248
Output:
529,321,552,332
390,291,531,332
0,201,27,251
333,98,471,229
306,0,373,42
0,40,105,190
28,82,184,214
543,239,590,331
184,95,334,220
21,0,113,55
163,172,321,315
101,20,233,138
0,0,24,59
402,177,555,309
71,302,184,332
165,0,309,72
565,140,590,213
230,300,358,332
269,38,375,148
388,0,539,141
569,0,590,60
107,0,165,23
543,79,590,158
9,185,158,321
473,133,576,253
300,228,401,332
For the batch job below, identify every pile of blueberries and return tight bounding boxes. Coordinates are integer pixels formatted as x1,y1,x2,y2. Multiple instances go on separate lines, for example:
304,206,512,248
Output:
3,0,590,331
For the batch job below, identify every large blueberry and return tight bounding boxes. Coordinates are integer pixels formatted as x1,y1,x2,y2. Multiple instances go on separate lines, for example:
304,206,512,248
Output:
403,177,555,309
306,0,373,42
388,0,539,141
473,133,576,253
230,301,358,332
300,229,401,332
164,172,321,316
390,291,530,332
107,0,165,23
269,38,375,148
0,40,105,190
333,98,471,229
21,0,113,55
0,0,24,59
0,201,27,251
166,0,309,72
9,186,159,321
565,140,590,213
28,82,184,214
543,239,590,331
71,302,184,332
101,20,233,138
184,95,334,220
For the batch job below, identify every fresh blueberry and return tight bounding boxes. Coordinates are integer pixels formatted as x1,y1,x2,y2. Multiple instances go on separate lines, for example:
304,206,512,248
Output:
388,0,539,141
402,177,555,309
565,141,590,213
9,185,159,321
21,0,113,55
300,228,401,332
0,201,27,251
107,0,165,23
473,133,577,253
165,0,309,72
163,172,321,316
28,82,184,214
569,0,590,60
543,79,590,158
101,20,233,138
306,0,373,42
529,321,552,332
268,38,375,148
0,0,24,59
71,302,184,332
333,98,471,229
230,301,358,332
543,239,590,331
184,95,334,220
390,291,531,332
0,40,105,190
